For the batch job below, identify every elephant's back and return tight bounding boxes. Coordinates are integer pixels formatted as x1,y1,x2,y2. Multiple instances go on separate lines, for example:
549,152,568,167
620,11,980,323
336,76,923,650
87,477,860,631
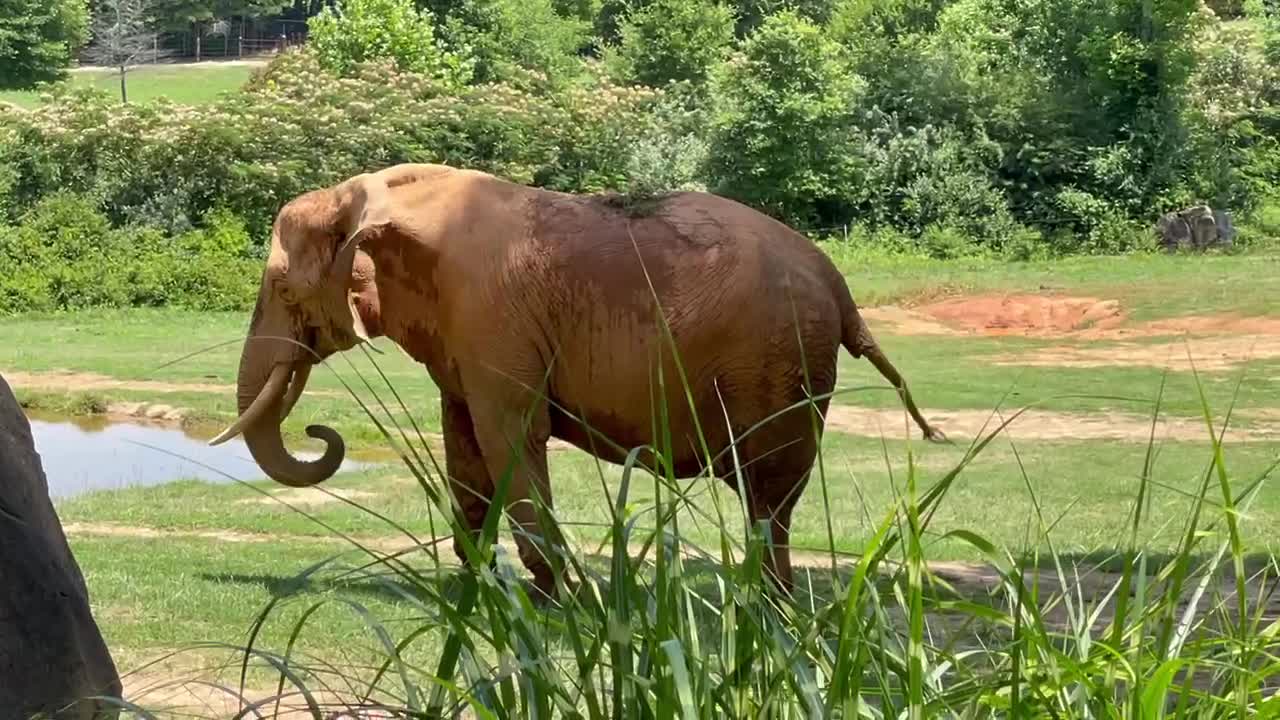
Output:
532,189,845,464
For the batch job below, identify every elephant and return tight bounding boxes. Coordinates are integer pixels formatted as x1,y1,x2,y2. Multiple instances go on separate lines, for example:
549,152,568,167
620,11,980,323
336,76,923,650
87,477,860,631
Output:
211,163,945,597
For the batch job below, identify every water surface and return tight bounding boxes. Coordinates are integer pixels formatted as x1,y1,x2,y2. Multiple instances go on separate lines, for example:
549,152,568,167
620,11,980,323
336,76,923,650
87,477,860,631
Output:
28,414,372,499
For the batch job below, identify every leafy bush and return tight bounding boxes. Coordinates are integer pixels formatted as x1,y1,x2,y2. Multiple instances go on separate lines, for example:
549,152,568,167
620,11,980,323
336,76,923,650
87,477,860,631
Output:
1181,13,1280,217
0,193,259,314
607,0,736,87
849,116,1026,250
0,50,661,241
6,0,1280,260
706,11,863,226
442,0,592,86
307,0,472,84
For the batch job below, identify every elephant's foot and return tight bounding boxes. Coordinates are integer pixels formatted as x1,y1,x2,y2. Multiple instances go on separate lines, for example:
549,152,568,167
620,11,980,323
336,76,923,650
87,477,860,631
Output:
524,563,582,607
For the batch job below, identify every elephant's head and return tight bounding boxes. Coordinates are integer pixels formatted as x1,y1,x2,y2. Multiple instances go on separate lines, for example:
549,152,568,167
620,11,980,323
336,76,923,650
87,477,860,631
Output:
209,173,393,487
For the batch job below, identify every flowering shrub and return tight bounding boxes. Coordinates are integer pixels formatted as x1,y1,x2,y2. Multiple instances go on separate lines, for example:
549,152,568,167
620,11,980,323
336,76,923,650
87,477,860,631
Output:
0,49,662,241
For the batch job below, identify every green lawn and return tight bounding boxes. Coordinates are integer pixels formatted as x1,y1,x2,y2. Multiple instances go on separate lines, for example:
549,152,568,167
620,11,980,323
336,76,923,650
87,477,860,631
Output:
3,253,1278,449
0,62,260,108
4,250,1280,701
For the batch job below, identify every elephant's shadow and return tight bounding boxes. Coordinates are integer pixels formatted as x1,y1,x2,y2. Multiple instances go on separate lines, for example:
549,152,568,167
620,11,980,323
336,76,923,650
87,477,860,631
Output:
200,544,1278,663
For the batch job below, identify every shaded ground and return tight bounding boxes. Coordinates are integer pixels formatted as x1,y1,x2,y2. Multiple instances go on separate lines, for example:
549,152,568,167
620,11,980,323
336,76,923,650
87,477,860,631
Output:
71,514,1279,716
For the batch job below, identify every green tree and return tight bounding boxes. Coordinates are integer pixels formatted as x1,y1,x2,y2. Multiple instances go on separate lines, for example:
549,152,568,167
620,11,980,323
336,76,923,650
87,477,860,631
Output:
443,0,590,85
308,0,471,83
706,10,863,224
0,0,90,89
608,0,734,86
729,0,835,36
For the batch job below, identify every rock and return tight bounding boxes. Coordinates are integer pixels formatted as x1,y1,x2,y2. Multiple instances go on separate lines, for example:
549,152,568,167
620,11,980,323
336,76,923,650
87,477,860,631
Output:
1157,211,1192,251
1214,208,1236,246
0,374,121,719
1157,204,1235,251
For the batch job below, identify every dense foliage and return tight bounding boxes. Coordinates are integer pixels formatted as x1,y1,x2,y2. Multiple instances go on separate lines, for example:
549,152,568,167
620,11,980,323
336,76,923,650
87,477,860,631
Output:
1,0,1279,312
607,0,735,86
0,0,90,89
0,193,259,312
307,0,472,83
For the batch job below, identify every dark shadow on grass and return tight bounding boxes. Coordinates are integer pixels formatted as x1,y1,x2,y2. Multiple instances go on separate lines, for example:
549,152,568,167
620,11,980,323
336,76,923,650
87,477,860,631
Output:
197,567,468,605
1014,550,1280,578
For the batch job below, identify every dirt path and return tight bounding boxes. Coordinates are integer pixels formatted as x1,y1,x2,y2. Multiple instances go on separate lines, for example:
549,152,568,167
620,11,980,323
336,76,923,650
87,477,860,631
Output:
5,370,235,394
990,335,1280,371
822,405,1280,442
6,369,345,398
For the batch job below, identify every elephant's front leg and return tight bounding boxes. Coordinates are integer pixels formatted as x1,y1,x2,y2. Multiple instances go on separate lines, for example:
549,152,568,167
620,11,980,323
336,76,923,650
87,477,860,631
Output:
441,395,497,569
467,391,566,600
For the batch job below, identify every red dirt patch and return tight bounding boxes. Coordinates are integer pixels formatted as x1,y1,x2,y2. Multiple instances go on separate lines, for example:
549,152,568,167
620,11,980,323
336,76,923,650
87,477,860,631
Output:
919,294,1126,337
866,295,1280,342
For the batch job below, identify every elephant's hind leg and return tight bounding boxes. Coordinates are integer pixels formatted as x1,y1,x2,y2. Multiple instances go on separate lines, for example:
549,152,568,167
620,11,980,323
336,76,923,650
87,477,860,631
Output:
735,401,828,593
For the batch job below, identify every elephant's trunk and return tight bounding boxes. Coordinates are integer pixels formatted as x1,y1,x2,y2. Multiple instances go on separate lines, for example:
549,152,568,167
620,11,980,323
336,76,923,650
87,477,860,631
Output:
211,333,345,487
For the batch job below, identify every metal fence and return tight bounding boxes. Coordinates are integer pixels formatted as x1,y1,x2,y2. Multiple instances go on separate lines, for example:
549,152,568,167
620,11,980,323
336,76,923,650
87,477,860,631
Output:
76,19,309,65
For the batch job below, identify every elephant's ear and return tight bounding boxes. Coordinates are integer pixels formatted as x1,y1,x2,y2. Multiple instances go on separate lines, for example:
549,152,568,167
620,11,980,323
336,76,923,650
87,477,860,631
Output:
333,176,393,346
336,173,394,262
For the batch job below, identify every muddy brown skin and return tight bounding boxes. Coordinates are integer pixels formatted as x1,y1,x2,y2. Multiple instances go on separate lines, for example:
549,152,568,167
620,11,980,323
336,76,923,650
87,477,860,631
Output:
225,163,945,596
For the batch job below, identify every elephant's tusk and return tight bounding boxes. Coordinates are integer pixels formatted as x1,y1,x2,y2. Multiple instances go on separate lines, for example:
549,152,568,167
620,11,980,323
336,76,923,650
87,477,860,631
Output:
208,363,292,446
279,361,311,421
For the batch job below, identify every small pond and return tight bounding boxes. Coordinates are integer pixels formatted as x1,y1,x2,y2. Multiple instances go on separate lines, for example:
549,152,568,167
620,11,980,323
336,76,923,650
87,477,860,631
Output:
29,414,375,499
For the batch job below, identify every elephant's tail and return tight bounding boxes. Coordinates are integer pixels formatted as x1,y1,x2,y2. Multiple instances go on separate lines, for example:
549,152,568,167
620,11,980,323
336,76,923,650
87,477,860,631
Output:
837,283,948,444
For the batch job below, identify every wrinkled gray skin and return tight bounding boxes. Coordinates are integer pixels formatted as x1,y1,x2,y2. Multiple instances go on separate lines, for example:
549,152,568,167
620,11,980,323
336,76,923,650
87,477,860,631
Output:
0,373,122,719
217,163,946,597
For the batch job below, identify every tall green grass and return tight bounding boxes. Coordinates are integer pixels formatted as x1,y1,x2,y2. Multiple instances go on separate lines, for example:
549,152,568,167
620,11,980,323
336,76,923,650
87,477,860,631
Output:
96,342,1280,720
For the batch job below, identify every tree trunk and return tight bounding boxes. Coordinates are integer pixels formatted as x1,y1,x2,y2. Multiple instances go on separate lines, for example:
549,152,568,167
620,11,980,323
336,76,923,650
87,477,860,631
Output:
119,66,127,103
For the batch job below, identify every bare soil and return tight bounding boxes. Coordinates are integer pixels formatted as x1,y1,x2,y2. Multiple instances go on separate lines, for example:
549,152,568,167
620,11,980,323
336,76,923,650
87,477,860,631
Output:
122,667,400,719
5,369,341,398
5,370,234,394
990,335,1280,372
860,306,966,336
236,486,381,508
64,521,430,555
822,405,1280,442
861,294,1280,373
867,295,1280,342
63,521,291,545
919,294,1127,336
